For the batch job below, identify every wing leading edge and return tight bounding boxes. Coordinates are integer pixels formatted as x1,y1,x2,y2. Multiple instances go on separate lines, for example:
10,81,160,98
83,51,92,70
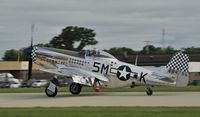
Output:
39,66,109,82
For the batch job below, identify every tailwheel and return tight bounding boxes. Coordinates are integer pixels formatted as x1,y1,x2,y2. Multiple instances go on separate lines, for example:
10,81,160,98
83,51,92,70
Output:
146,87,153,96
69,83,82,95
45,82,57,97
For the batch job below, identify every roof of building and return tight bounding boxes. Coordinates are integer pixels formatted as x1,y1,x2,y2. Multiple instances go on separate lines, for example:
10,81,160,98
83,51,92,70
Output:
189,62,200,72
0,61,38,71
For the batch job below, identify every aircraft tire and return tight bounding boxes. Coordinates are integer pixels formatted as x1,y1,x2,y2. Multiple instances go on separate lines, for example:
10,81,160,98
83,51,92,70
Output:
146,88,153,96
45,87,57,97
69,83,82,95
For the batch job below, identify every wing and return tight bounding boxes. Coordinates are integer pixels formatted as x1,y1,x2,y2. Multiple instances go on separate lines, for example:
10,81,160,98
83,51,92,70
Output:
39,65,109,82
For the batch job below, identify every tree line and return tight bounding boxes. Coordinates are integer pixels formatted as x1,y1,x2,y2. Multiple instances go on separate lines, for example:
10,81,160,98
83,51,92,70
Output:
2,26,200,61
105,45,200,56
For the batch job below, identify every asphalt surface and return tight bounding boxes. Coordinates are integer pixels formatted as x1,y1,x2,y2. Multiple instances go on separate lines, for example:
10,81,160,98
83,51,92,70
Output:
0,92,200,107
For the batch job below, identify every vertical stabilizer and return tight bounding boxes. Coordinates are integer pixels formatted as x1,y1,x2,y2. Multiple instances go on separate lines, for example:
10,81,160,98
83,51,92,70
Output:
166,52,189,87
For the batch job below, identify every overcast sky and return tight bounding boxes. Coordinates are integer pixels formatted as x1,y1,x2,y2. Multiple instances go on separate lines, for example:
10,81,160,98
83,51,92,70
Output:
0,0,200,58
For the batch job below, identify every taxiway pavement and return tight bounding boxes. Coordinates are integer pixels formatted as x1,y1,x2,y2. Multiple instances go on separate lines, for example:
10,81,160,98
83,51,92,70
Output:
0,92,199,107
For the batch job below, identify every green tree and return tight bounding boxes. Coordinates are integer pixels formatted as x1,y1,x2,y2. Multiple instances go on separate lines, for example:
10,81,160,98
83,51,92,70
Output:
140,45,178,54
141,45,159,54
165,46,177,54
182,47,200,54
2,49,22,61
105,47,136,56
48,26,98,51
35,43,51,47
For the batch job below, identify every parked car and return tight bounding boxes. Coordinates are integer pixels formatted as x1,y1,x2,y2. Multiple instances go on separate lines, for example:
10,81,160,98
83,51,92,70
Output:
21,80,33,88
9,81,21,88
0,82,10,88
32,80,48,88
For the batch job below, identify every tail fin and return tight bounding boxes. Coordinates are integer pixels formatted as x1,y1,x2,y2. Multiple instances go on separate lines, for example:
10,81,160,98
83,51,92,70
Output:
166,52,189,87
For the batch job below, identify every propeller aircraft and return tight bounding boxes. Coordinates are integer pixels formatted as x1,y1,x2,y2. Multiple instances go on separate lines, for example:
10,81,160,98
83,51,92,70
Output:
24,44,189,97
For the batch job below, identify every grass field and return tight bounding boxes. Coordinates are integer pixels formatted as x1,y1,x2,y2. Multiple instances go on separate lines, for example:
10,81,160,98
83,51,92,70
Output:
0,107,200,117
0,85,199,93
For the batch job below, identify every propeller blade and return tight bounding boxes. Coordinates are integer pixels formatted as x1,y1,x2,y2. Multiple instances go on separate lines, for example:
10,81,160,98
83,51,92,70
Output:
28,56,33,80
27,24,34,80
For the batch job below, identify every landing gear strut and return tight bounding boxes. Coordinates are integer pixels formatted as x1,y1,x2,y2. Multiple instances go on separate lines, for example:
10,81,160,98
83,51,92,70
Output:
146,87,153,96
69,83,82,95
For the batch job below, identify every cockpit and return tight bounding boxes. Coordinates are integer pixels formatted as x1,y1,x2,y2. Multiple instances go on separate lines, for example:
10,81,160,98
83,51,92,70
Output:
79,50,116,59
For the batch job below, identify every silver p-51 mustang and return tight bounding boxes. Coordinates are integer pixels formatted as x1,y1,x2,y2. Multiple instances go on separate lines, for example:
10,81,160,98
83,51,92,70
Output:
25,45,189,97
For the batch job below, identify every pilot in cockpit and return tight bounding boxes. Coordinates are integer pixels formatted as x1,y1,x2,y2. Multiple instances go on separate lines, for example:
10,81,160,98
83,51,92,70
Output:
84,49,100,59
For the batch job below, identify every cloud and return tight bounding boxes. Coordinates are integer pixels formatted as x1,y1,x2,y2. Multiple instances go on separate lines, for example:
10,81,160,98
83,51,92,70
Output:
0,0,200,59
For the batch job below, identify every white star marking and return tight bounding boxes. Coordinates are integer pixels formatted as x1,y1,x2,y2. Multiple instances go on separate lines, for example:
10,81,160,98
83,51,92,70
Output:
119,67,130,79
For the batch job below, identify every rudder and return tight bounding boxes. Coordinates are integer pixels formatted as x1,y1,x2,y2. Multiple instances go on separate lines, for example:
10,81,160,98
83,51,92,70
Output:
166,52,189,87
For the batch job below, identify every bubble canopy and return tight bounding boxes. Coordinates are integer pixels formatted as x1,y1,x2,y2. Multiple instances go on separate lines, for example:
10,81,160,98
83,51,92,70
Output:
79,50,116,59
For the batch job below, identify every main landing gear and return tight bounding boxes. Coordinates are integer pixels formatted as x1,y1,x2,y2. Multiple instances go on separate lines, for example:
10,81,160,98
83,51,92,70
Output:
45,80,83,97
69,83,82,95
45,77,58,97
45,84,57,97
45,76,83,97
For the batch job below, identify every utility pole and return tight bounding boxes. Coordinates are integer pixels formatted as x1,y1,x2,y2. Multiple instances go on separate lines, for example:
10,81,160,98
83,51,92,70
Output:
17,51,20,61
162,28,165,50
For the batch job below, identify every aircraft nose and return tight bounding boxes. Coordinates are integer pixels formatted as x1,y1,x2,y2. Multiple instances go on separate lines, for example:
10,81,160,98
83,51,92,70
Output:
24,47,33,55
